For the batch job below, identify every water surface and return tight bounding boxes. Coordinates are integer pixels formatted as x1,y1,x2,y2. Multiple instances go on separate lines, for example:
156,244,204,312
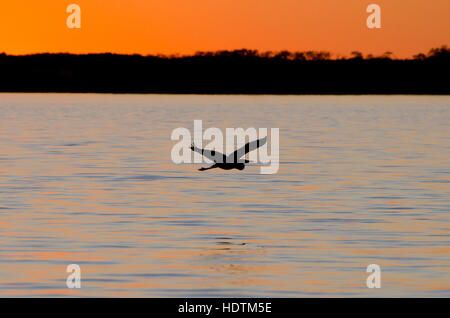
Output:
0,94,449,297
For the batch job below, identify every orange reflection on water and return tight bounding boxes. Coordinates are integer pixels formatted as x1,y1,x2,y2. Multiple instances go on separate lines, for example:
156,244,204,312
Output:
0,94,449,297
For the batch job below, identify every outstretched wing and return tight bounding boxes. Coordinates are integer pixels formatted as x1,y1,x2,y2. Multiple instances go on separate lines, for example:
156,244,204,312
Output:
227,136,267,163
190,144,226,163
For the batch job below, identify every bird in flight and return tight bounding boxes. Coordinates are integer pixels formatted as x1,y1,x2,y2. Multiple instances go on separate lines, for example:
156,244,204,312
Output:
190,136,267,171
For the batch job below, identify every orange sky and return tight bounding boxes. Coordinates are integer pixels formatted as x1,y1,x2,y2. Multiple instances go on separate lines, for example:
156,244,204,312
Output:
0,0,449,57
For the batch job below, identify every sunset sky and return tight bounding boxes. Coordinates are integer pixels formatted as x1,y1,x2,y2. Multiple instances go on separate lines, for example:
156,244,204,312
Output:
1,0,449,57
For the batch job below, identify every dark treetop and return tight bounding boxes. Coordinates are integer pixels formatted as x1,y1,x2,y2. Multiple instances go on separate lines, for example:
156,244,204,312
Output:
0,46,448,94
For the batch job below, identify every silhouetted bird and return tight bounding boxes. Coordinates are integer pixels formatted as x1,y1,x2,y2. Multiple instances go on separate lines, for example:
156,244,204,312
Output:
190,137,267,171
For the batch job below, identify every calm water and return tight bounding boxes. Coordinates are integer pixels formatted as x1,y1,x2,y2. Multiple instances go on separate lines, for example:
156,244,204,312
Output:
0,94,449,297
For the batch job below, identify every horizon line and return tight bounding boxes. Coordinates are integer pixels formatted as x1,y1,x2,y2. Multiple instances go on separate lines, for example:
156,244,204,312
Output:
2,45,449,60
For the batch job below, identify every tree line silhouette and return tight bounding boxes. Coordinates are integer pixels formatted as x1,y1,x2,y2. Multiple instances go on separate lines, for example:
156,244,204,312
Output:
0,46,448,94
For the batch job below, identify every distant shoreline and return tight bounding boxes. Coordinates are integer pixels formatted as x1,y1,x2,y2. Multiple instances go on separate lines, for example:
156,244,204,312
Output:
1,92,449,96
1,48,448,95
